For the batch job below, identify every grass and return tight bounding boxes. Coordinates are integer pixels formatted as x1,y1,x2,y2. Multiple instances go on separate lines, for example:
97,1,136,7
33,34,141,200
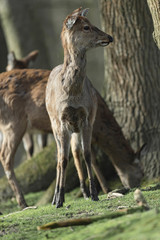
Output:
1,183,160,240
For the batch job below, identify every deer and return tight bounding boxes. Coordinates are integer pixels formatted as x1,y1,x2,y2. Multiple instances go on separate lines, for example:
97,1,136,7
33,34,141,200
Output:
45,7,113,208
6,50,38,158
0,12,144,209
5,50,48,159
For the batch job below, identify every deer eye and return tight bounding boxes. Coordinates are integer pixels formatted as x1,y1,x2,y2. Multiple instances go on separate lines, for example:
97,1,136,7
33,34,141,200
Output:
83,26,90,31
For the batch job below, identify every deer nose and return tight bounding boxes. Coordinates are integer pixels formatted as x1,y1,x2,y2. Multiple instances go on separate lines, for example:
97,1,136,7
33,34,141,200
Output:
108,35,113,42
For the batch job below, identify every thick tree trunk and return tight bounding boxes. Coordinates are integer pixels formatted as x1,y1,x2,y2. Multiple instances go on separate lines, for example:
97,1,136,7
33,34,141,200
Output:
100,0,160,178
147,0,160,49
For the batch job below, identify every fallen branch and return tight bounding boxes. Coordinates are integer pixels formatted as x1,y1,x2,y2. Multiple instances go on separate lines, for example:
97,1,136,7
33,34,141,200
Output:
37,207,147,230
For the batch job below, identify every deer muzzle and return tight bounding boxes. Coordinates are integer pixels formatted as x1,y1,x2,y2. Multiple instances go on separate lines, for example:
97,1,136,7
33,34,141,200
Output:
96,35,113,47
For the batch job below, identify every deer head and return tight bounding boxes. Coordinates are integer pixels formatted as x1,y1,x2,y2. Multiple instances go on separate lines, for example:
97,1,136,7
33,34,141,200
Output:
6,50,39,71
61,7,113,53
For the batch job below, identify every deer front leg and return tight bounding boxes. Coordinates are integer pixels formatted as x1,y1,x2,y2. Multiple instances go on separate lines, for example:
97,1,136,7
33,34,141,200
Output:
53,129,71,208
52,131,61,205
81,126,99,201
71,133,89,199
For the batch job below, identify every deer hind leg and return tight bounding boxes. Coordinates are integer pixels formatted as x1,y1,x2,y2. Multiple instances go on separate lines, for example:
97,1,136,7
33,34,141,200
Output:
0,120,27,208
22,133,34,159
52,127,71,208
81,126,99,201
71,133,89,199
41,133,48,148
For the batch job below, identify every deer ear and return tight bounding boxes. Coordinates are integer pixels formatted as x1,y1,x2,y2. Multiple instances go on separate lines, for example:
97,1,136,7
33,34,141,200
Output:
81,8,89,17
66,16,77,29
65,7,82,29
7,51,16,63
22,50,39,65
135,143,148,161
65,7,89,30
6,51,16,71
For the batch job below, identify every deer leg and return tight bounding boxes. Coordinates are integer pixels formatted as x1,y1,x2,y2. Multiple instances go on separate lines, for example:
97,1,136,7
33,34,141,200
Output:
52,132,61,205
56,130,70,208
71,133,89,199
22,133,34,159
91,150,109,194
81,126,99,201
41,134,48,148
0,121,27,208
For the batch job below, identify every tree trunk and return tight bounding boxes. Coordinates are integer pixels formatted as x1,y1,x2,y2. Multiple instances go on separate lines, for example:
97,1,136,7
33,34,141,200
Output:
100,0,160,178
147,0,160,49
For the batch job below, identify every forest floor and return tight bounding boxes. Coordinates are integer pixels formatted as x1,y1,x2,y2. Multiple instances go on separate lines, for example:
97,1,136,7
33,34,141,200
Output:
1,179,160,240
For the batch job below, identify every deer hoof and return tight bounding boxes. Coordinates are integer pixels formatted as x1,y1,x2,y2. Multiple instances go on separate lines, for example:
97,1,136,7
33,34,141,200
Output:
91,195,99,201
56,201,63,208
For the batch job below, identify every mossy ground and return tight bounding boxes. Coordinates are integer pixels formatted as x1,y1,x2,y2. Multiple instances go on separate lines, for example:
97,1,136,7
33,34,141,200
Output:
1,181,160,240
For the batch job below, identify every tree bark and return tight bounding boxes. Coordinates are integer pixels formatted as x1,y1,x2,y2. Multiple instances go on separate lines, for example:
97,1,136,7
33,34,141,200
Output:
147,0,160,49
100,0,160,178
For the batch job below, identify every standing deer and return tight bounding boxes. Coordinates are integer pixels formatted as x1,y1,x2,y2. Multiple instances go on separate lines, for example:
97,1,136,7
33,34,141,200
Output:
45,8,113,207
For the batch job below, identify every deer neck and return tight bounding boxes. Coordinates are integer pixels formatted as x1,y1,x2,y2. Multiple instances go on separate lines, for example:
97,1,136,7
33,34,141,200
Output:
61,46,86,95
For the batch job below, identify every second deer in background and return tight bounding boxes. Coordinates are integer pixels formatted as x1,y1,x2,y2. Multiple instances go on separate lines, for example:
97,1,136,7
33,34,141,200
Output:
6,50,48,158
